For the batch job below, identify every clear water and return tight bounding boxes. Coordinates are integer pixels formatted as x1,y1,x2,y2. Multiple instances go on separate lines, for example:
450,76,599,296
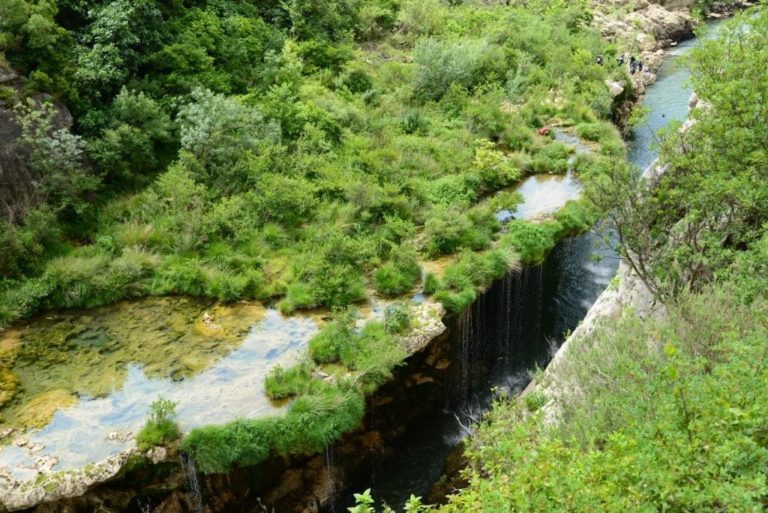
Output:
0,301,318,478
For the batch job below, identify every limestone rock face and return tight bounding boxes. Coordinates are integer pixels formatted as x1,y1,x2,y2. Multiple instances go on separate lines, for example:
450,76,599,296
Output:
0,450,136,512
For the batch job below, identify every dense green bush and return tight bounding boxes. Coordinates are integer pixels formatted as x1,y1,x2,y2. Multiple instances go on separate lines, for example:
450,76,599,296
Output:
373,250,421,296
413,38,503,101
307,308,358,363
264,362,315,400
422,272,440,296
501,220,560,264
384,302,412,334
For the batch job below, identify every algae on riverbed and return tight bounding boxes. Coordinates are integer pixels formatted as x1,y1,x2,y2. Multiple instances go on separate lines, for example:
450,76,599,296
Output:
0,297,265,432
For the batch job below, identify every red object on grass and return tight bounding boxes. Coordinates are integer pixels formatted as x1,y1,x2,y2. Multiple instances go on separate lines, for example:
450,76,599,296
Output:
538,126,550,136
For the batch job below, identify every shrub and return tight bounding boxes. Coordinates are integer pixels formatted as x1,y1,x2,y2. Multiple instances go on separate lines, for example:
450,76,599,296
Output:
136,397,181,451
554,200,595,236
308,308,358,363
384,302,412,334
339,322,406,393
530,141,571,174
501,221,560,264
575,122,609,142
424,207,496,257
422,272,440,296
434,288,476,313
472,140,522,190
413,38,503,101
373,250,421,297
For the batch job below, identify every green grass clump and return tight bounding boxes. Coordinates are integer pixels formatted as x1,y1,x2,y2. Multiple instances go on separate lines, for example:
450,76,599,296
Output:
307,308,358,363
384,302,412,334
500,220,561,264
183,383,365,473
339,322,407,393
374,252,421,297
530,141,572,174
264,362,316,400
422,272,440,296
136,397,181,451
424,207,499,257
554,200,596,236
432,248,518,314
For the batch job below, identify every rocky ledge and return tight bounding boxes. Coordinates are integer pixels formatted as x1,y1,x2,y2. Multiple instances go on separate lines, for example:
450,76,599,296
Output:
0,300,446,512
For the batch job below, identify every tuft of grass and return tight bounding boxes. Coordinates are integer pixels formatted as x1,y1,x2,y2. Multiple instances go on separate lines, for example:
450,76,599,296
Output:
136,397,181,451
423,272,440,296
307,308,358,363
264,362,316,400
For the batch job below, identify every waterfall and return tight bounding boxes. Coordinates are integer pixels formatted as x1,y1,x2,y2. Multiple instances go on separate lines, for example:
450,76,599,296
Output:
325,445,337,513
458,308,473,406
182,455,205,513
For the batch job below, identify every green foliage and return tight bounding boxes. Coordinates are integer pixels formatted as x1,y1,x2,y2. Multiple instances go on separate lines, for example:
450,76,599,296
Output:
136,397,181,451
184,381,365,473
413,38,503,101
0,0,623,330
349,489,375,513
422,272,439,296
424,207,497,257
374,250,421,297
472,140,522,190
434,247,517,313
501,220,560,264
308,308,358,363
384,302,412,334
441,287,768,512
264,362,315,400
530,141,572,174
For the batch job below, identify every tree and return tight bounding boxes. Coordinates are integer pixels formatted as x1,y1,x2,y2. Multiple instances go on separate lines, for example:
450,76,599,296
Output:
177,88,280,193
587,10,768,300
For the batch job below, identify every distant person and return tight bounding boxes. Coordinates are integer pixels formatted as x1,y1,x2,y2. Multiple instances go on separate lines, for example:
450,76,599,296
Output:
630,55,636,66
617,54,625,66
596,54,604,65
629,62,636,75
638,61,644,72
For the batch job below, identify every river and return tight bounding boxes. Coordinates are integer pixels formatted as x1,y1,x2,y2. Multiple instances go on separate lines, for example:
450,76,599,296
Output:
351,19,726,511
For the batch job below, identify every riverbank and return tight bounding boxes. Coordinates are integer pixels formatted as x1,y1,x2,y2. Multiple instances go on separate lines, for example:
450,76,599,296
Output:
434,7,767,512
0,2,728,510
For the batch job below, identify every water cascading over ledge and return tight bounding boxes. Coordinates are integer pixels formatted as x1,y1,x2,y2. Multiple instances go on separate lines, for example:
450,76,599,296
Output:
9,233,614,513
337,231,616,510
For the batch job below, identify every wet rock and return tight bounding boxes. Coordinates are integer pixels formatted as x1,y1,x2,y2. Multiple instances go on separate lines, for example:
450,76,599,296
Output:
35,455,59,473
605,79,626,98
0,449,136,511
105,431,133,444
146,446,168,464
400,302,446,354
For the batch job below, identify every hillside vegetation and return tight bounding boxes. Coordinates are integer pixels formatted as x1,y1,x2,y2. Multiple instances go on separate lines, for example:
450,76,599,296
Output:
0,0,628,326
436,9,768,512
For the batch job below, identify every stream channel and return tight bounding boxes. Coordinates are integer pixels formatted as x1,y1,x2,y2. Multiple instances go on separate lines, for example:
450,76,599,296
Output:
349,19,726,511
